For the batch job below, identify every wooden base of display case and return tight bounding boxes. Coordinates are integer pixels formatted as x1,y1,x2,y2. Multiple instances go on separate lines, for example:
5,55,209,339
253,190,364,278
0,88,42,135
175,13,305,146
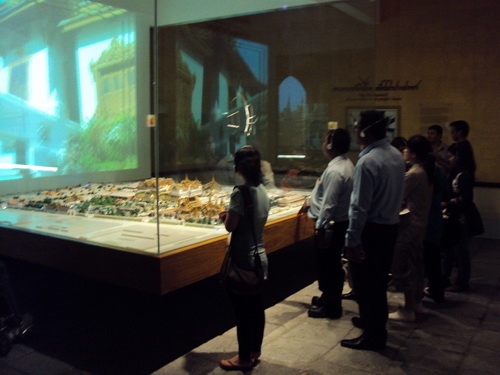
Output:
0,213,314,295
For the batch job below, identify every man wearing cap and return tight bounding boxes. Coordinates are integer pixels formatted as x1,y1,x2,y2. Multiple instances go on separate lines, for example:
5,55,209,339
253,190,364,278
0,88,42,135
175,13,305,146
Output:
341,110,405,351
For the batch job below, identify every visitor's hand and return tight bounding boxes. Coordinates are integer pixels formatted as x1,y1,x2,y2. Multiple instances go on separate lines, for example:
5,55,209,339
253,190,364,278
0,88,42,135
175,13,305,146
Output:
343,245,366,264
297,200,309,215
219,210,228,223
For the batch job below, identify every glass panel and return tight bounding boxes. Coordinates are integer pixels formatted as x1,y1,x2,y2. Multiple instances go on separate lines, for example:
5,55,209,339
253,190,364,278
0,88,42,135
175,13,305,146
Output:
0,0,377,257
155,1,377,236
156,1,377,189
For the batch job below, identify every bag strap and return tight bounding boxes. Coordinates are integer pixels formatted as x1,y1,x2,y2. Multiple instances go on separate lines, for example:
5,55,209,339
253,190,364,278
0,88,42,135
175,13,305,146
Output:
236,185,259,256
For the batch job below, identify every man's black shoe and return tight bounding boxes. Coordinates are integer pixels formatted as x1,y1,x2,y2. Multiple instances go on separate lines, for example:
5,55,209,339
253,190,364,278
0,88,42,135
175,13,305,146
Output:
308,305,342,319
311,295,324,307
423,287,445,303
351,316,364,329
342,291,356,301
340,335,386,351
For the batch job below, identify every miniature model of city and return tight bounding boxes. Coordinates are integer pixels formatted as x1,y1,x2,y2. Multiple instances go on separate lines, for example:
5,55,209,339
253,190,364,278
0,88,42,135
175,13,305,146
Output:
1,176,307,226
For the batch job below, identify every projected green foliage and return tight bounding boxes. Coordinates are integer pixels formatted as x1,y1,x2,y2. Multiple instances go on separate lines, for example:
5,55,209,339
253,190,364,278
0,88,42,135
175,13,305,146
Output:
64,114,137,172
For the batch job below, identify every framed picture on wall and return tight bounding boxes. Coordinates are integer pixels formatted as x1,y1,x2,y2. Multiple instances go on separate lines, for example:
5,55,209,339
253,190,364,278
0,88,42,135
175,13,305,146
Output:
346,107,400,151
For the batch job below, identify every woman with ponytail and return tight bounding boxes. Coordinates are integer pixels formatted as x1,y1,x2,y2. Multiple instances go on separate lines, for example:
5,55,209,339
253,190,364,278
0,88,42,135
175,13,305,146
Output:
218,145,270,371
389,135,435,322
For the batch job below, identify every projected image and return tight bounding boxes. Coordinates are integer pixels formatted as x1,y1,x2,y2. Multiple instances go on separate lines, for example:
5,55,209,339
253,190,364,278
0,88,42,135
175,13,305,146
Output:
0,0,137,182
164,25,268,175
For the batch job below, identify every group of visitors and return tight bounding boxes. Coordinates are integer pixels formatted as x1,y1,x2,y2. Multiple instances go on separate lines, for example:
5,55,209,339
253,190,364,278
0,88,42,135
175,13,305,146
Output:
299,111,481,350
390,120,480,320
300,112,480,350
341,111,406,349
217,111,480,370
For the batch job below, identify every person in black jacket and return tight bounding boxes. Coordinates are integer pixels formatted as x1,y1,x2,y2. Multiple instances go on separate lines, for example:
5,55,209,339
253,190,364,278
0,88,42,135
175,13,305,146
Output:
442,120,481,292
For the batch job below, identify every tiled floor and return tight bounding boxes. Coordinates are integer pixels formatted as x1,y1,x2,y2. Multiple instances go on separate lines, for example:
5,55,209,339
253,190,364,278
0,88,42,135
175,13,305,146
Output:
1,237,499,375
154,238,500,375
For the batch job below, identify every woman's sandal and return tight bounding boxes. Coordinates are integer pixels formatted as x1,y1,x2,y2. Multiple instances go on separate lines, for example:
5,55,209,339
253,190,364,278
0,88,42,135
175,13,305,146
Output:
219,356,253,371
251,352,261,367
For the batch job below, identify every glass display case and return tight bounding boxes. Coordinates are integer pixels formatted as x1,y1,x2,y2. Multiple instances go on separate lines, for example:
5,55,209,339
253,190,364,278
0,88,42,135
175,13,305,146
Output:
0,0,378,293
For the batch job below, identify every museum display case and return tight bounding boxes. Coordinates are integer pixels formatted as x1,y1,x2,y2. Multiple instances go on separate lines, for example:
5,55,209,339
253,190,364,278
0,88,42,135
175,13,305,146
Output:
0,0,378,293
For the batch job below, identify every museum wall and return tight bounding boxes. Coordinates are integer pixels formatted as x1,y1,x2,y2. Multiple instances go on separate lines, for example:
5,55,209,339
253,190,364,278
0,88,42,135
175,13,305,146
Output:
373,0,500,236
375,0,499,184
332,0,500,236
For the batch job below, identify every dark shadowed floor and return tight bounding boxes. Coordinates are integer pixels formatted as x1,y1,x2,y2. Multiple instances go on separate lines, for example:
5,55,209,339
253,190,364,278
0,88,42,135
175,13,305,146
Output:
0,237,316,375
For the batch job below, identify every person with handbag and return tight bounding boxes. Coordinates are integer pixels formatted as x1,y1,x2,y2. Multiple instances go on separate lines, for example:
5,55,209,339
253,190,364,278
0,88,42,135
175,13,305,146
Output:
218,145,270,371
298,128,354,319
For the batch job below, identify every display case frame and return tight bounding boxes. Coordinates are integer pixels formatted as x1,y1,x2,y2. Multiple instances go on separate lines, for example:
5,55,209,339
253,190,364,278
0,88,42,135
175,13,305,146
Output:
0,210,314,294
0,0,378,293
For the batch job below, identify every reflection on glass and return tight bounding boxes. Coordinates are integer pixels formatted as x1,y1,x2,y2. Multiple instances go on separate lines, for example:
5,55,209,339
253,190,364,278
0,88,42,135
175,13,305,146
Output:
161,26,269,177
158,2,377,190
